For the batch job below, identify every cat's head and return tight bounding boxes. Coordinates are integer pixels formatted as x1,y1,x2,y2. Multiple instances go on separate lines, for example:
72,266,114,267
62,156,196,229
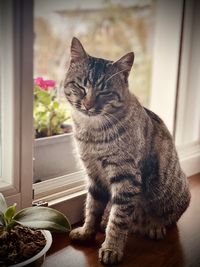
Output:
64,37,134,117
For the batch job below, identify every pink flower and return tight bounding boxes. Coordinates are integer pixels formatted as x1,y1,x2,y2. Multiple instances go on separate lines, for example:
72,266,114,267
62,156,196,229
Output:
34,77,56,90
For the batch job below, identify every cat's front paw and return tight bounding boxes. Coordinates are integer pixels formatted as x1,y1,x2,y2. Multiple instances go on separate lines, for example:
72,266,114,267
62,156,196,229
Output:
99,244,123,265
69,227,96,243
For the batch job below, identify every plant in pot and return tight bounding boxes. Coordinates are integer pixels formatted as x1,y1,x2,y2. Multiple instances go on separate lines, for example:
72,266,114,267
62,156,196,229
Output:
33,77,81,183
34,77,72,138
0,193,71,267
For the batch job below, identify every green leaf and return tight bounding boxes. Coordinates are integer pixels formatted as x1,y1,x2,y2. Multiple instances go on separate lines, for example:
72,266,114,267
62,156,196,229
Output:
51,116,59,128
53,101,59,109
0,193,8,213
4,204,16,223
36,89,52,106
13,207,71,232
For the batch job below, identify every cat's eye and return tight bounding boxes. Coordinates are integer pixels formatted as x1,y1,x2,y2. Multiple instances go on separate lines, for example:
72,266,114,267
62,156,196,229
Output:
64,92,71,97
63,84,71,96
68,81,86,96
96,91,113,98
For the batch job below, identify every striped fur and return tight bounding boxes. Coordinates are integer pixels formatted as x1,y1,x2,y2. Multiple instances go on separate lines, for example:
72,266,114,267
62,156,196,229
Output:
66,38,191,265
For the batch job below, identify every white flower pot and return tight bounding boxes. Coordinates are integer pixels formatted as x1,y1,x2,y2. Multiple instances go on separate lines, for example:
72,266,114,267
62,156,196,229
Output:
34,133,81,183
10,230,52,267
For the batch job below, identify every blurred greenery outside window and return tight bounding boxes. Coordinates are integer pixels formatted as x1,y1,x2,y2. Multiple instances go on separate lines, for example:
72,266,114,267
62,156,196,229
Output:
34,0,155,138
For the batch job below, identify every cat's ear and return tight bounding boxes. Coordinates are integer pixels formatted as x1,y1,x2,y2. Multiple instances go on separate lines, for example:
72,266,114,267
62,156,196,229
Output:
70,37,87,62
113,52,134,73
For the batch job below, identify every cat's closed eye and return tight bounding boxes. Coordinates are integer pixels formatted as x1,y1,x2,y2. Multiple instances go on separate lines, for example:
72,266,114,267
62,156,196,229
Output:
96,91,113,99
96,91,121,102
66,81,86,96
96,91,113,101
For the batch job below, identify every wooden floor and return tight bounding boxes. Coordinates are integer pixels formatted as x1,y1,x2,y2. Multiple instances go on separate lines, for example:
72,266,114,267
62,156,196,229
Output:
44,174,200,267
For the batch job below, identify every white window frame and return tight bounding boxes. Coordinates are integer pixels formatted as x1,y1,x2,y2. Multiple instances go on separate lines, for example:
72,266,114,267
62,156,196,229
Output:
0,0,19,194
150,0,184,133
151,0,200,177
0,0,33,209
175,0,200,176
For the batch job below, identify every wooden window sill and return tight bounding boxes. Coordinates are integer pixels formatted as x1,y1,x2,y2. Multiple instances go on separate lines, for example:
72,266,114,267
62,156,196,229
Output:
43,174,200,267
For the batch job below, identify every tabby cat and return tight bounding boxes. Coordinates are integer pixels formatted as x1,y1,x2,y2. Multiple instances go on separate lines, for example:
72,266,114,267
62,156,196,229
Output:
64,37,191,265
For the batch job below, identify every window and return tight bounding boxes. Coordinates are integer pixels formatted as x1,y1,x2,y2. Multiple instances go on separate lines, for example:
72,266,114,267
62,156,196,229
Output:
1,0,199,224
0,0,33,208
175,0,200,176
33,0,155,186
32,0,157,205
0,0,19,194
149,0,184,133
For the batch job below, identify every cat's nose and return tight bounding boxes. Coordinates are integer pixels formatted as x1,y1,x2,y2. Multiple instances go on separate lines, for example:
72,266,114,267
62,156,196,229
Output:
83,99,94,110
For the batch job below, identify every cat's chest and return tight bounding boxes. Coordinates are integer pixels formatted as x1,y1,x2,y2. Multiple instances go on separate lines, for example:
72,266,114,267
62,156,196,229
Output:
74,123,118,151
76,138,112,161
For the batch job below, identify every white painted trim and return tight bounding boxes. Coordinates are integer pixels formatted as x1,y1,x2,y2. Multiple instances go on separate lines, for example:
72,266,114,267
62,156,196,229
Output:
180,153,200,178
175,0,194,145
0,0,33,209
175,0,200,145
33,170,86,200
0,0,20,194
178,142,200,177
150,0,183,133
33,170,87,225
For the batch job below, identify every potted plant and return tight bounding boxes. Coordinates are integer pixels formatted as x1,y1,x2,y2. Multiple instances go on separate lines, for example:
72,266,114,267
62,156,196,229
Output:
33,77,81,183
0,193,71,266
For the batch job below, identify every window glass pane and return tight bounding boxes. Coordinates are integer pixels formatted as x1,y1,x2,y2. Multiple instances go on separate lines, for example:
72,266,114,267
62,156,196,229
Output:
0,0,15,187
33,0,155,184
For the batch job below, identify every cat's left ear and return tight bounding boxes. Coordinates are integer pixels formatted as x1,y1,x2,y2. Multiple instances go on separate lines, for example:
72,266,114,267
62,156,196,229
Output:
113,52,134,73
70,37,87,62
